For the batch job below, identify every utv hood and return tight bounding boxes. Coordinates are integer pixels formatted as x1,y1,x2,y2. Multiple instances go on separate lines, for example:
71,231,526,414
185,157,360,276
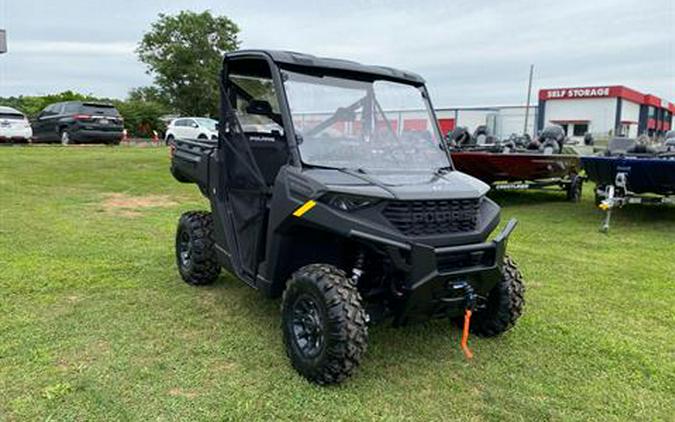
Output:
303,168,490,200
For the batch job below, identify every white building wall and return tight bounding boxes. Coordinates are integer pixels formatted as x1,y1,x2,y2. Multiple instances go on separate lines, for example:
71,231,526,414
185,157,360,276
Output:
496,108,537,138
620,100,641,138
544,98,617,137
439,106,537,139
456,110,494,133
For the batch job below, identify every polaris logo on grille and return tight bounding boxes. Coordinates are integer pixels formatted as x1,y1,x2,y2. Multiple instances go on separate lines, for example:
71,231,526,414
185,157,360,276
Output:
411,210,474,224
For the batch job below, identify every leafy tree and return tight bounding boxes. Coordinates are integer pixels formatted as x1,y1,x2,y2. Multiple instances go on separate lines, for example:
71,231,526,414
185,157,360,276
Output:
127,86,166,105
114,99,171,138
1,91,99,119
136,10,240,117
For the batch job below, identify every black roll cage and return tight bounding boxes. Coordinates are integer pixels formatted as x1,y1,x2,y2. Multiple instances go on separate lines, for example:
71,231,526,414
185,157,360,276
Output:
219,50,455,172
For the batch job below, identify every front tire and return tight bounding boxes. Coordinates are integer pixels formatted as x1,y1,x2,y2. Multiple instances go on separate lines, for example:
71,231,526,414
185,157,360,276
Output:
471,256,525,337
281,264,368,385
175,211,220,285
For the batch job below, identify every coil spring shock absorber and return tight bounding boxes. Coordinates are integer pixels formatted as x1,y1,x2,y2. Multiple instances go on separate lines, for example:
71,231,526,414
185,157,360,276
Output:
351,249,365,285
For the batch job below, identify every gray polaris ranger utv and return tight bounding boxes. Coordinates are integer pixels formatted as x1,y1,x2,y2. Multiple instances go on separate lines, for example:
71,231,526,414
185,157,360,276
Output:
170,50,524,384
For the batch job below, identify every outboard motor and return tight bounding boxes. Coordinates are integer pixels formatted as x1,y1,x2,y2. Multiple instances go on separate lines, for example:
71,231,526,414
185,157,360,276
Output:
526,139,541,151
473,125,490,145
538,125,565,154
449,126,473,147
584,133,594,146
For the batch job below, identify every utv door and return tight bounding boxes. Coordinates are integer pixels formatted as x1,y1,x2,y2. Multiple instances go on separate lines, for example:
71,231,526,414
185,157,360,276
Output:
212,56,289,283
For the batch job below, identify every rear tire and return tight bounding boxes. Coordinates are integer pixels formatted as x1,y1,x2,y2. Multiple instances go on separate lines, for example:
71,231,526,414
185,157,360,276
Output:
471,256,525,337
175,211,220,285
566,174,583,202
281,264,368,385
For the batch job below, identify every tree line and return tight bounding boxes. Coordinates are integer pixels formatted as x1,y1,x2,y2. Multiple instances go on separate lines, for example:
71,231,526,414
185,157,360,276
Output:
0,10,240,138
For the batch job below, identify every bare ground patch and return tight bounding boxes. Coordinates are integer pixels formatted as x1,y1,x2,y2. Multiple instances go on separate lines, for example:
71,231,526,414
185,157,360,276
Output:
168,388,199,399
100,193,178,217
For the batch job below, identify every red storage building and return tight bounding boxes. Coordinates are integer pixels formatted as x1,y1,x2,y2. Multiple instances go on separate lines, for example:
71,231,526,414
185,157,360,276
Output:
537,85,674,140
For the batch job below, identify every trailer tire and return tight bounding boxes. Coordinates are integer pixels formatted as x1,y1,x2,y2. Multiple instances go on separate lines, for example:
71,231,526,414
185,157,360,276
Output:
281,264,368,385
471,256,524,337
566,174,583,202
175,211,220,285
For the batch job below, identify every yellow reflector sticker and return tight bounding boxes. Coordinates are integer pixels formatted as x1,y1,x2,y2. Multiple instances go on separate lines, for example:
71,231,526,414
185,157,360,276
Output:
293,200,317,217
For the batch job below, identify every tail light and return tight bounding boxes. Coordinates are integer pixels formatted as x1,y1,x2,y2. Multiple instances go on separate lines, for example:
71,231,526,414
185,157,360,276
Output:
73,114,92,121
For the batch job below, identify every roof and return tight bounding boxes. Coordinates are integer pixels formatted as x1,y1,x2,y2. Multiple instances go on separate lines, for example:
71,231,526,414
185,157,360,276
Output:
224,49,425,86
0,105,24,115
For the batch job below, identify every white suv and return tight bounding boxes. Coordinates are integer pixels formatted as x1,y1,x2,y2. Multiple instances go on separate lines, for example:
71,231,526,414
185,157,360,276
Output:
165,117,218,142
0,106,32,143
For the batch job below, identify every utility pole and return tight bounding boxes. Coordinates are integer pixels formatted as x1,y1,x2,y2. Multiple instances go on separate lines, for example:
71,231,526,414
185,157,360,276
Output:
0,29,6,54
523,64,534,136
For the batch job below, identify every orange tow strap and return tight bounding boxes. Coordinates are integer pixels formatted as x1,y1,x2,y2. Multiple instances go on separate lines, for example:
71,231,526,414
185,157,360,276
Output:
460,309,474,359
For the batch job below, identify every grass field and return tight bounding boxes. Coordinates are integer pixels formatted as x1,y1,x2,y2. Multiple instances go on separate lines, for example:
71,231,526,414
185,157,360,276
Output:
1,147,673,421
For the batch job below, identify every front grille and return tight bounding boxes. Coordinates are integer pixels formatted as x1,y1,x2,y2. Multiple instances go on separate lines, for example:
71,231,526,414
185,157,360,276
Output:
382,199,480,236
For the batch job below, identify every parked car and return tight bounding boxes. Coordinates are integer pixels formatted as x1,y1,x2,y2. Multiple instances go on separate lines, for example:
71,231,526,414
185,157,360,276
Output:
0,106,32,143
165,117,218,143
32,101,124,145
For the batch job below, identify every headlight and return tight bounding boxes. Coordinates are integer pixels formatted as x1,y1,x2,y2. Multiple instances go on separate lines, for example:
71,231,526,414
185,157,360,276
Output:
321,193,379,211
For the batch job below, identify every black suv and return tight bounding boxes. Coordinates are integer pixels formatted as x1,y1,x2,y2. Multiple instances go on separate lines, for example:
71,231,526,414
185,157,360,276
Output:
32,101,124,145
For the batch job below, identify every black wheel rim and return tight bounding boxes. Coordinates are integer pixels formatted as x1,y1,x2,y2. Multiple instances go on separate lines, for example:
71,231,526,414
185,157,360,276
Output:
290,294,324,358
178,230,192,269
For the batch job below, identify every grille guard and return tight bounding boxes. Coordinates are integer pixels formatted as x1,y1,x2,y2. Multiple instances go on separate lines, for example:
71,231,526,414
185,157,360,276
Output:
352,218,518,324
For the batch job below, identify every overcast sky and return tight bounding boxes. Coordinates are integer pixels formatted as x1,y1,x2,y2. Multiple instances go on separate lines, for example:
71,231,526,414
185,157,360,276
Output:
0,0,673,107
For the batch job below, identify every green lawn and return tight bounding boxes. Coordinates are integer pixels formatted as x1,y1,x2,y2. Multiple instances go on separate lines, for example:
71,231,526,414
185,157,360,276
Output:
1,147,673,421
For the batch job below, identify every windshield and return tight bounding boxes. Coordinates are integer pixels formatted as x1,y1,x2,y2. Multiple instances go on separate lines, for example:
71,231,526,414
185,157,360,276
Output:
283,70,449,172
0,112,25,120
195,118,218,131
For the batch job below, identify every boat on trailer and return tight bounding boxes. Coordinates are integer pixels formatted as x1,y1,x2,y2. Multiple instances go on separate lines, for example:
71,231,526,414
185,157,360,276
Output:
581,135,675,232
449,126,585,201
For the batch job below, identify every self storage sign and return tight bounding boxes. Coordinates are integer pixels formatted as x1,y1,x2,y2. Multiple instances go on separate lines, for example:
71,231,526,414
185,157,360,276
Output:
542,87,611,99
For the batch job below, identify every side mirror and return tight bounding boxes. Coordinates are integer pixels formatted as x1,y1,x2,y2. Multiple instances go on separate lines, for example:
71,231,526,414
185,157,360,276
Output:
191,123,199,128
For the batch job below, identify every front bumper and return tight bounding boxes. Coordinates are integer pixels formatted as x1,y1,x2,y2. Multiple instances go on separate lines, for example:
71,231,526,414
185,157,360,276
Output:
351,218,517,324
